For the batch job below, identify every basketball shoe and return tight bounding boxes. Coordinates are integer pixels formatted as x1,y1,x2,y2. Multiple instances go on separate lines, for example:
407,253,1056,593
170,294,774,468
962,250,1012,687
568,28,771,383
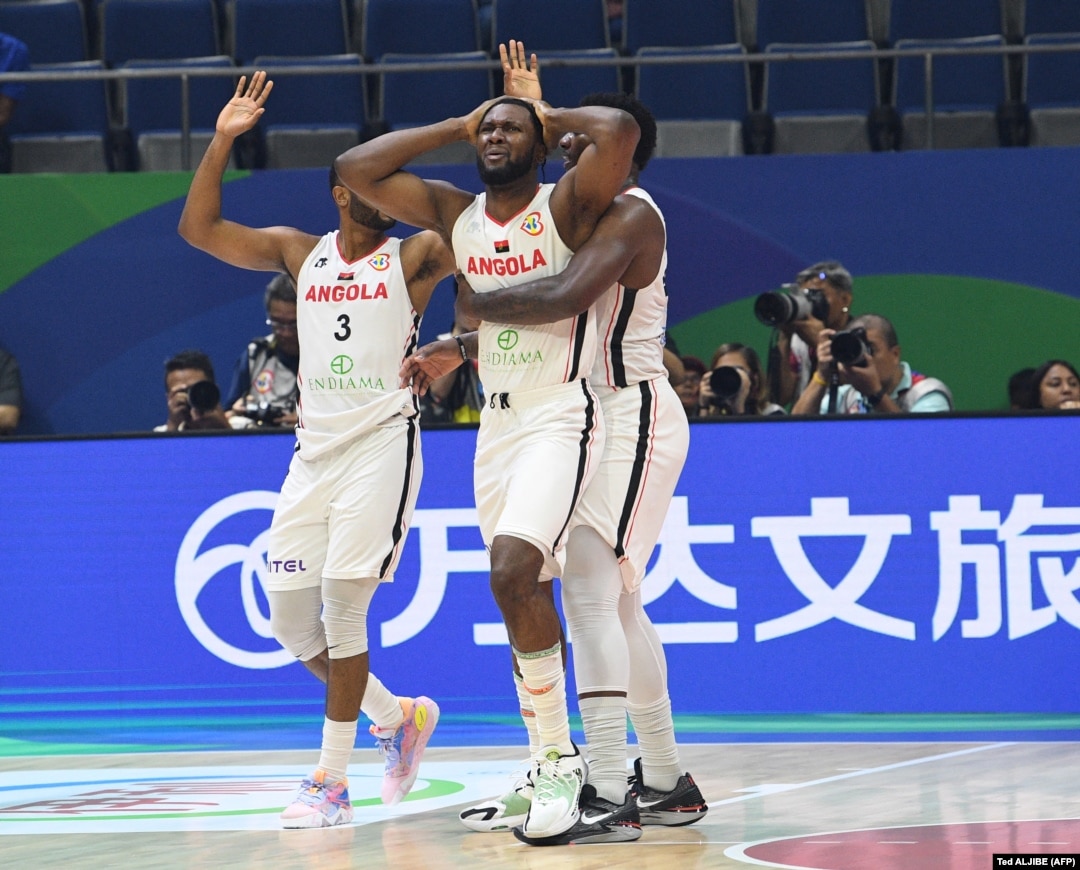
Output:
518,744,587,839
627,757,709,826
458,769,533,832
372,696,440,806
280,769,353,828
513,784,641,846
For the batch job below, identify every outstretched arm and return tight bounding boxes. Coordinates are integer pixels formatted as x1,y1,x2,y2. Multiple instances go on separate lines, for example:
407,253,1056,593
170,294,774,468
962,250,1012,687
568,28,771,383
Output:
178,73,314,275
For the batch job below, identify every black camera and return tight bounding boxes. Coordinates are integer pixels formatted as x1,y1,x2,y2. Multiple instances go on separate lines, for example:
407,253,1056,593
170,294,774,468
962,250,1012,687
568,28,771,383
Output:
185,380,221,414
708,366,744,402
754,286,830,327
242,399,288,427
830,326,872,367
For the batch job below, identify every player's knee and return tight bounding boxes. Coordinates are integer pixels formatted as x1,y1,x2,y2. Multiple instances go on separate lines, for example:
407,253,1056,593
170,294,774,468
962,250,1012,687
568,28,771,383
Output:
270,608,326,660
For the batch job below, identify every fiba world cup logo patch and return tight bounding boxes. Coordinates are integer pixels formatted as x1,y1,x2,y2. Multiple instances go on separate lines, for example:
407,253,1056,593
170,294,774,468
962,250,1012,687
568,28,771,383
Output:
254,369,275,395
368,252,391,271
520,212,543,236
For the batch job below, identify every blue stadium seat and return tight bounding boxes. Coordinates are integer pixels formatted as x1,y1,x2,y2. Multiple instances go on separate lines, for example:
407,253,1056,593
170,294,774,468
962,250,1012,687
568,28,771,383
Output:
0,0,87,64
888,0,1004,43
359,0,479,60
894,35,1008,148
122,55,235,170
490,0,608,53
228,0,350,65
634,44,749,156
101,0,219,66
1024,33,1080,146
7,60,112,171
534,48,620,110
621,0,738,55
755,0,870,49
765,41,879,153
1022,0,1080,37
253,54,364,168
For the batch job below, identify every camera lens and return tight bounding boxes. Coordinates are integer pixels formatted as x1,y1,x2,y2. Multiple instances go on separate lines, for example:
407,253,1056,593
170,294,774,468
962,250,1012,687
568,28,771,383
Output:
754,291,797,326
709,366,743,400
831,330,869,367
186,380,221,414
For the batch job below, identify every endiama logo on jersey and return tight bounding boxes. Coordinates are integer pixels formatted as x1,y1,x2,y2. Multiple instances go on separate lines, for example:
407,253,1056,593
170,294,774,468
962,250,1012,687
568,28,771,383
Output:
368,253,391,271
520,212,543,236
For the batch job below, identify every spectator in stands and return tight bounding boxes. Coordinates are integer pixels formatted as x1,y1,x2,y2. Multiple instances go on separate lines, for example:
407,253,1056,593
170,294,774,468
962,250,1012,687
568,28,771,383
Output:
1007,366,1036,410
790,313,953,415
0,342,22,434
767,260,854,408
155,349,236,432
0,32,30,173
417,320,483,426
1025,359,1080,410
222,272,300,428
700,342,786,416
675,355,706,418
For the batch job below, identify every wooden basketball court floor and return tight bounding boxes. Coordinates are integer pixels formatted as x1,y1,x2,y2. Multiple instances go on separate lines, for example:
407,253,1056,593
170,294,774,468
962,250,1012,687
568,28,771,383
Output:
2,740,1078,869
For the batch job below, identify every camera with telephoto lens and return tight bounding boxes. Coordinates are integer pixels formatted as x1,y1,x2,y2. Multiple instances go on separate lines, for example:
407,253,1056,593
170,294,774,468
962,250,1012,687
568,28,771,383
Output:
830,326,872,367
242,398,287,426
754,285,830,327
185,379,221,414
708,366,744,402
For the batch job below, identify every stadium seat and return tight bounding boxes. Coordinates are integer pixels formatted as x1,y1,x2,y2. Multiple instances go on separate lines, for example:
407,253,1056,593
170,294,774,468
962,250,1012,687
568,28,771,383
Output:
228,0,350,65
893,35,1009,148
0,0,87,64
490,0,608,53
634,44,749,157
755,0,870,49
621,0,738,55
101,0,219,66
359,0,479,60
533,48,620,110
7,60,112,172
1021,0,1080,37
252,54,364,169
121,55,236,170
888,0,1004,42
1023,33,1080,146
764,41,879,153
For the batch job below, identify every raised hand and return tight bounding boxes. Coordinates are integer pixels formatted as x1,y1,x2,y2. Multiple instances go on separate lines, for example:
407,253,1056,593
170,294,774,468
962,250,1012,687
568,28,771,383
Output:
216,71,274,139
500,39,540,100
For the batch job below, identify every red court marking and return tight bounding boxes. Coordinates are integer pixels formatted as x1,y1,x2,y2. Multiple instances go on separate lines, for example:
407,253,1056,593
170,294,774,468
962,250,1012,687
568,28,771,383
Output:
744,819,1080,869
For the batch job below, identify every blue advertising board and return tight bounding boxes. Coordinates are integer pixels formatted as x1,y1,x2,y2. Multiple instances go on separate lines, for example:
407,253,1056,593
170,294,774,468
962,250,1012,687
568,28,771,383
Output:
1,415,1078,740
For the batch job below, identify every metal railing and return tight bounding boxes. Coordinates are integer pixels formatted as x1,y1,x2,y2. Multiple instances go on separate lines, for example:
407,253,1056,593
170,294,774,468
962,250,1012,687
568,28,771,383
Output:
1,39,1078,168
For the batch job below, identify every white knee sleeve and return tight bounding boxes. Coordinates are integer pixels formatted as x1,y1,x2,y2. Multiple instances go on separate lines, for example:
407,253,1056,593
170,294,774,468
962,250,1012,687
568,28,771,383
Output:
561,526,629,695
268,586,326,661
619,588,669,705
322,576,379,659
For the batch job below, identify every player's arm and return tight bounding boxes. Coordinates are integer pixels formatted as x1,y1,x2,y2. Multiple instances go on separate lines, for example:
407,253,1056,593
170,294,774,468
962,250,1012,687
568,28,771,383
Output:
457,199,642,325
399,332,478,395
399,229,457,315
178,73,315,275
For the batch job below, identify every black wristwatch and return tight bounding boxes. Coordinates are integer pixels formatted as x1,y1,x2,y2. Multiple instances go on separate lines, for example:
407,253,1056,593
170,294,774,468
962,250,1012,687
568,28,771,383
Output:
865,388,886,408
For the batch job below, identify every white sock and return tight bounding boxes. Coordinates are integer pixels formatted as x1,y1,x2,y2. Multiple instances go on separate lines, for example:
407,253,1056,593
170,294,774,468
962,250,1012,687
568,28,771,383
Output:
514,671,540,755
362,673,406,733
316,717,358,781
515,643,573,755
579,696,628,804
627,696,681,792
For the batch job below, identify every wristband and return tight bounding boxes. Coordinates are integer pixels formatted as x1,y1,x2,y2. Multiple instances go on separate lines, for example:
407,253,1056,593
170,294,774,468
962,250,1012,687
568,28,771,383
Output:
811,371,829,387
454,334,468,362
865,388,886,408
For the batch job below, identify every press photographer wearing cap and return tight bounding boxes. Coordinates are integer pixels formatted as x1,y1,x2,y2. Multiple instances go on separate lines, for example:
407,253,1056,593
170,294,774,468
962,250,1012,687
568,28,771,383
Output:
759,261,854,408
790,313,953,415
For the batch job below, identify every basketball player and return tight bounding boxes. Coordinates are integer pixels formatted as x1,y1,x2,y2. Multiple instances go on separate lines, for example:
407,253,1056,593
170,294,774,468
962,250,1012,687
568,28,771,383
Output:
332,82,639,839
178,72,455,828
403,85,708,847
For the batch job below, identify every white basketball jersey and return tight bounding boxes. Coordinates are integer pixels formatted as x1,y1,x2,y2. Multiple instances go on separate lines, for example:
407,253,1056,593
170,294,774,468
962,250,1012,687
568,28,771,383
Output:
591,186,669,389
452,184,597,394
294,232,420,459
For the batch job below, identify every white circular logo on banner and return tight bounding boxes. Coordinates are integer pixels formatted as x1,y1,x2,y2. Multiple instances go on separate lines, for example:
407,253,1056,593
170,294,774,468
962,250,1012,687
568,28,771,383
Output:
175,491,294,669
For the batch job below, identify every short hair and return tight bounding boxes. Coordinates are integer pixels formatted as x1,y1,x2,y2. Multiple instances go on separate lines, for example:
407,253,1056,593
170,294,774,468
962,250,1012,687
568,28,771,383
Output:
328,165,341,192
579,92,657,171
1027,358,1080,409
850,313,898,349
796,260,853,296
163,349,214,388
484,98,545,144
681,355,706,377
264,272,296,310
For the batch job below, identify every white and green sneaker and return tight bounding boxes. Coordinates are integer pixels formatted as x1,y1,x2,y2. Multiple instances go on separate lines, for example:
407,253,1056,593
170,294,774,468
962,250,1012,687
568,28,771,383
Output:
458,775,533,832
519,744,587,840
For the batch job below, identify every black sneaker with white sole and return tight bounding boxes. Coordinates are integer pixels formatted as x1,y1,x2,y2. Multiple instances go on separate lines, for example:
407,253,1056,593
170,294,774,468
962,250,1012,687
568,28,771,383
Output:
512,784,642,846
627,757,709,826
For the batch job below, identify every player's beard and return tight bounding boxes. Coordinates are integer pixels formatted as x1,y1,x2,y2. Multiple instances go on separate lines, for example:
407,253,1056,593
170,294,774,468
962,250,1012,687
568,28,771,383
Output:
476,150,535,187
348,196,396,231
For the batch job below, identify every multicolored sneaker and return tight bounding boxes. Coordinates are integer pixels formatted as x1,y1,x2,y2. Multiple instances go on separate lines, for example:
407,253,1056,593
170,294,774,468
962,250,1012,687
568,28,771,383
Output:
513,784,641,846
518,744,587,840
279,769,353,829
458,770,533,832
372,695,440,806
627,757,709,826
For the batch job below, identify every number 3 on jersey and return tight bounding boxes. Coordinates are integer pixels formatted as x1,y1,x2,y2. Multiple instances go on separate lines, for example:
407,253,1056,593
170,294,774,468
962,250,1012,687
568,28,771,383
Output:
335,314,351,341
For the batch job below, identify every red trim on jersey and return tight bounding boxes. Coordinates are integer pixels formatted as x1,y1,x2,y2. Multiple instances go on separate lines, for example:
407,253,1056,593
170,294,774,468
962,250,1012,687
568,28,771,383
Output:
482,185,542,227
334,231,392,265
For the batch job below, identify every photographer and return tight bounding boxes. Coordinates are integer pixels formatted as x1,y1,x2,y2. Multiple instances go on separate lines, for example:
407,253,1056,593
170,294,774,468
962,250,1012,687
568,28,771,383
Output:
222,272,300,429
154,349,235,432
791,314,953,415
759,261,854,408
699,343,786,417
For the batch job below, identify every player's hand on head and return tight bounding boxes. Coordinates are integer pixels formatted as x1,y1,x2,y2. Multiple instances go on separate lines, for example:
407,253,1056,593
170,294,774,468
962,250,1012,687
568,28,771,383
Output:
461,97,502,143
500,39,541,100
216,71,274,138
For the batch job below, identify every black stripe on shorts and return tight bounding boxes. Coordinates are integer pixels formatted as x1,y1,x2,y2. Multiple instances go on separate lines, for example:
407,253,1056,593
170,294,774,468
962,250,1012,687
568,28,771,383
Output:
379,416,419,578
614,379,654,560
553,380,597,551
